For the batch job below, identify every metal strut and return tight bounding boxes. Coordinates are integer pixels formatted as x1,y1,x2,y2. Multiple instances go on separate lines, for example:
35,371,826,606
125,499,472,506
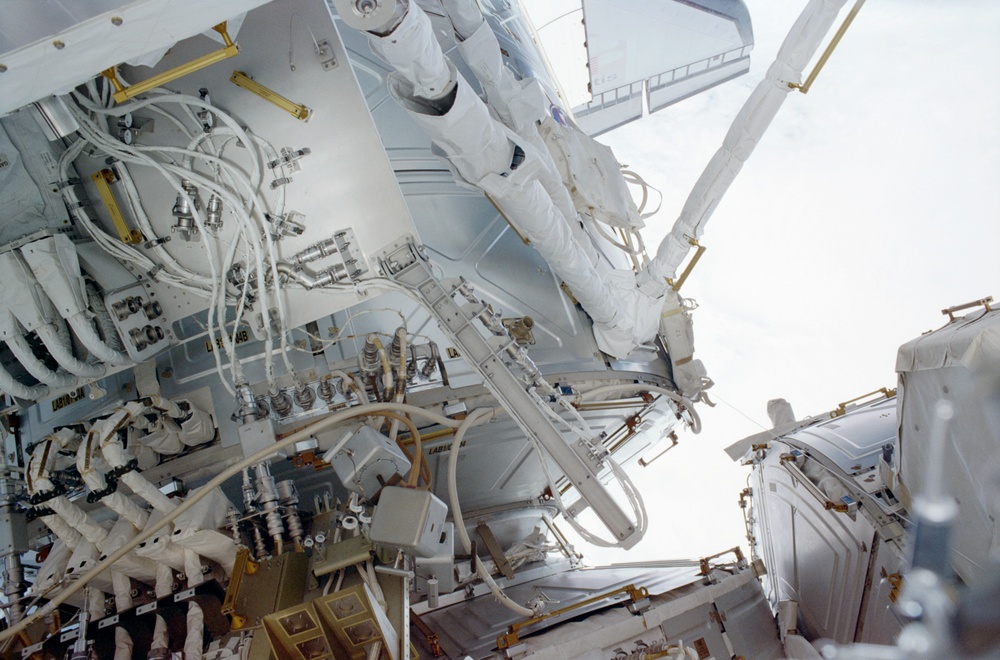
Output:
377,240,641,548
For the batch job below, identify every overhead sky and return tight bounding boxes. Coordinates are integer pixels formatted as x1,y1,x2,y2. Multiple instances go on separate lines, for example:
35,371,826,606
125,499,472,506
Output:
527,1,1000,563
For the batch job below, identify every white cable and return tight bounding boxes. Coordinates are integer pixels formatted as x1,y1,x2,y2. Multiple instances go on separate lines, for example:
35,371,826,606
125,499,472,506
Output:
35,324,104,379
0,403,501,644
446,409,539,617
67,100,258,393
5,332,79,389
0,361,48,400
67,314,131,366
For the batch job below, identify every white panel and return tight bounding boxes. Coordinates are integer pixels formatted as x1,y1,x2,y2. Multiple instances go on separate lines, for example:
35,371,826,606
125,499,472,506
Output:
856,536,904,645
759,461,875,643
647,56,750,114
582,0,748,95
715,578,787,659
0,0,272,114
572,83,643,137
896,309,1000,585
790,397,897,476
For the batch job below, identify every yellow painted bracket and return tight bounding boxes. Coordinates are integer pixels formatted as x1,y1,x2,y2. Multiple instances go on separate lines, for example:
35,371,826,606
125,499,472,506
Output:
91,169,143,244
230,71,312,121
221,546,258,629
666,238,706,293
941,296,993,321
831,386,896,418
102,23,239,104
698,546,744,575
496,583,649,649
788,0,867,94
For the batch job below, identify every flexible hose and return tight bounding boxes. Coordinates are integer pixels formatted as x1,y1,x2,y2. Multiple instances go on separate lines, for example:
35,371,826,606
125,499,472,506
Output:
35,324,105,379
67,314,131,367
0,402,497,644
84,282,123,352
6,334,80,389
77,428,150,530
371,336,394,395
0,361,47,400
379,411,425,488
25,436,83,549
445,409,536,617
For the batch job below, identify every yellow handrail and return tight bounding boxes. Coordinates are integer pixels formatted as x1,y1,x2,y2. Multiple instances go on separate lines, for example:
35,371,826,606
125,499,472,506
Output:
101,22,239,104
788,0,867,94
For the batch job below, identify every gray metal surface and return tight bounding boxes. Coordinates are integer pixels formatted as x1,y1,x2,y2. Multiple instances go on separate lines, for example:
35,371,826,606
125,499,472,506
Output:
5,0,685,561
754,456,876,642
786,396,896,478
420,563,704,658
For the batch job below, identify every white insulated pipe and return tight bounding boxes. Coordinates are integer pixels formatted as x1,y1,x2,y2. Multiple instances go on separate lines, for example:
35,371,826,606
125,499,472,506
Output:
29,432,157,586
25,431,84,549
77,426,150,531
368,3,629,340
97,403,237,573
0,361,47,400
35,323,105,379
4,330,80,390
21,235,131,367
638,0,851,295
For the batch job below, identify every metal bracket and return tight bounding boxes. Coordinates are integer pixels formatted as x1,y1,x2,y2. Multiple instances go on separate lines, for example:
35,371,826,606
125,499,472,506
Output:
698,546,745,575
230,70,312,121
102,22,239,104
831,387,896,418
666,238,706,292
941,295,993,321
377,239,640,548
788,0,867,94
496,583,649,649
91,169,143,245
477,521,514,580
316,39,338,71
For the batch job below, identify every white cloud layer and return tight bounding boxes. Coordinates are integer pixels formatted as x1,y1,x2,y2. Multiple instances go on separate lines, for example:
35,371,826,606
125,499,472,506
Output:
563,0,1000,563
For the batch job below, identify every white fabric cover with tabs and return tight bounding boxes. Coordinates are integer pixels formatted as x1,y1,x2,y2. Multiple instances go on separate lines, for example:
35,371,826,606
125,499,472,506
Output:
178,404,216,445
895,308,1000,585
134,509,188,572
539,117,643,230
0,0,267,114
658,291,709,397
0,251,57,333
66,540,114,593
170,486,238,574
19,235,88,318
368,3,455,102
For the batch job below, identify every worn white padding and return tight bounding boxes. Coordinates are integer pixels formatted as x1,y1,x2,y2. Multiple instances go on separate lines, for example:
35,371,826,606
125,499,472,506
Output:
21,235,131,367
368,3,456,102
638,0,850,296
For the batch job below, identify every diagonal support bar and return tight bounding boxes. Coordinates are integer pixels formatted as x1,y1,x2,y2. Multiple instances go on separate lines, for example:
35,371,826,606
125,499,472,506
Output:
378,240,640,549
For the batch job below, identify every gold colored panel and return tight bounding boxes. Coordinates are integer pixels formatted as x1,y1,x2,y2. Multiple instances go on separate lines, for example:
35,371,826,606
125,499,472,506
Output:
227,551,309,630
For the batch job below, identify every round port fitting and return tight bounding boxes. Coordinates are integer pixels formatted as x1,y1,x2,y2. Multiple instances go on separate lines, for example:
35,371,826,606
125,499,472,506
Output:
317,378,336,402
144,300,163,319
129,328,148,351
112,296,142,321
294,384,316,410
142,325,160,344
